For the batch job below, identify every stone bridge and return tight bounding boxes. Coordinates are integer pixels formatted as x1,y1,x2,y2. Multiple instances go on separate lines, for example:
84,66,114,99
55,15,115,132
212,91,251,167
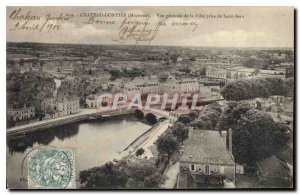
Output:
138,108,177,123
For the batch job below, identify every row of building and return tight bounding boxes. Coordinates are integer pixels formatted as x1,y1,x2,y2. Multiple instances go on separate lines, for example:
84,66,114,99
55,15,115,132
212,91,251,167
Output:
7,95,80,124
122,76,200,100
85,75,223,108
206,65,293,80
7,105,35,122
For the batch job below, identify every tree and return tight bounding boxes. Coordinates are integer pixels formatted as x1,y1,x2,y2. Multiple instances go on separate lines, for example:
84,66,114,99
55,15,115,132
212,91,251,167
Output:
156,134,179,162
232,109,286,165
213,101,290,165
7,59,16,66
284,77,294,97
221,77,288,101
171,122,189,144
136,148,145,156
125,158,163,188
79,162,128,188
242,58,267,68
19,58,25,66
79,158,163,189
177,114,192,124
12,82,22,93
216,101,252,131
32,59,37,67
199,66,206,76
109,69,121,80
188,110,199,120
191,103,222,130
46,106,56,115
40,60,45,67
272,123,290,148
158,73,169,83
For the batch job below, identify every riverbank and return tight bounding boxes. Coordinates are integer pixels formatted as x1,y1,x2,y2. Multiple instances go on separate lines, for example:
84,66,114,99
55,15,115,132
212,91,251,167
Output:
7,108,134,138
119,120,172,159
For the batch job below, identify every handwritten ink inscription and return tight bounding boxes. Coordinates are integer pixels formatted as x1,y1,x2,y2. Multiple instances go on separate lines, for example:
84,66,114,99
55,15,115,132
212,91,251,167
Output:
113,18,167,45
9,8,74,32
7,8,245,44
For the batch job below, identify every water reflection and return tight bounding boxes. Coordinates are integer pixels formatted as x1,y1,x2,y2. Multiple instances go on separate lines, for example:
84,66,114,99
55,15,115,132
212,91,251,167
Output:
7,118,151,189
7,123,80,154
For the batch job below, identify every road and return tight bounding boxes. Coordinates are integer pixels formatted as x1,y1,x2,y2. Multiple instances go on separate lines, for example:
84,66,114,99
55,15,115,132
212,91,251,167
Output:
138,121,171,158
7,108,129,134
162,162,180,189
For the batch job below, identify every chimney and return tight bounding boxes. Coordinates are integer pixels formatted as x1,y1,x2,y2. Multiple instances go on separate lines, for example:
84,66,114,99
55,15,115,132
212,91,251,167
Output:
221,131,227,142
228,128,233,155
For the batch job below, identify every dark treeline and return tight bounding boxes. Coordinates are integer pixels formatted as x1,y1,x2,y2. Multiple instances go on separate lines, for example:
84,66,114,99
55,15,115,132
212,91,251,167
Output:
221,77,294,101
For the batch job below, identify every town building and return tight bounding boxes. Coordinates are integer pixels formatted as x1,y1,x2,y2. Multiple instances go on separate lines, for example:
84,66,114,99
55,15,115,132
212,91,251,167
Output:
122,76,199,100
7,105,35,121
206,65,286,80
205,65,256,80
256,69,285,79
205,66,229,79
177,129,236,188
39,96,80,119
198,84,222,99
59,61,75,74
122,78,160,100
56,96,80,116
86,92,113,108
272,53,288,60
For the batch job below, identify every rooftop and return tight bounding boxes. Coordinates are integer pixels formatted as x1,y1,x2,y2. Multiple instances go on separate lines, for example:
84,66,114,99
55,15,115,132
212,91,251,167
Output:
180,130,235,165
257,155,291,178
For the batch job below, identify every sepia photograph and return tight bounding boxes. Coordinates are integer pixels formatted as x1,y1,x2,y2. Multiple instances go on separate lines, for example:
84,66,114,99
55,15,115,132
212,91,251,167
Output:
5,6,294,190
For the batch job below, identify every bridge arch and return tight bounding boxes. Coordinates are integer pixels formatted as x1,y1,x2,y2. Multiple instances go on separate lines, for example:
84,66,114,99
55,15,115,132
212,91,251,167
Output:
134,109,144,120
144,113,157,124
158,117,167,122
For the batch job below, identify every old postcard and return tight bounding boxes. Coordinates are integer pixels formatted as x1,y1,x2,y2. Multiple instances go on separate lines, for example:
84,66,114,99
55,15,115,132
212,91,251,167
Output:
6,6,294,189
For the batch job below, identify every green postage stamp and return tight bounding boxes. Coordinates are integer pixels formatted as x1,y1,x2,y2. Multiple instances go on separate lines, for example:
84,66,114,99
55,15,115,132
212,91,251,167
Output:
27,147,76,189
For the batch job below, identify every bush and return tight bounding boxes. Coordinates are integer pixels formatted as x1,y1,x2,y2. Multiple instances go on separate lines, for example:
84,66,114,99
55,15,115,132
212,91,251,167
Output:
171,122,189,144
136,148,145,156
156,134,179,161
177,115,192,124
190,103,222,130
79,158,163,189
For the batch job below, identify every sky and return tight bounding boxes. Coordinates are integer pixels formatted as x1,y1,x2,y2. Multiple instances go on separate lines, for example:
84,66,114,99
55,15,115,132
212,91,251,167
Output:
6,6,294,48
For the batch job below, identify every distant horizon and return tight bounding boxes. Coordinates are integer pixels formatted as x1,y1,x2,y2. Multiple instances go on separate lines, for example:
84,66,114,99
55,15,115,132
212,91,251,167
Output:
6,41,294,50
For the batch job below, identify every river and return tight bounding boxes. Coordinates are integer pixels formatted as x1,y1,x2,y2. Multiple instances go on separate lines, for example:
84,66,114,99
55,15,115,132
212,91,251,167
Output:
6,118,151,189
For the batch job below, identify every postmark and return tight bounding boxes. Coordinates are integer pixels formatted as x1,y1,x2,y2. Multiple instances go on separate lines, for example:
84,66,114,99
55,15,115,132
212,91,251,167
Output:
26,146,75,189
